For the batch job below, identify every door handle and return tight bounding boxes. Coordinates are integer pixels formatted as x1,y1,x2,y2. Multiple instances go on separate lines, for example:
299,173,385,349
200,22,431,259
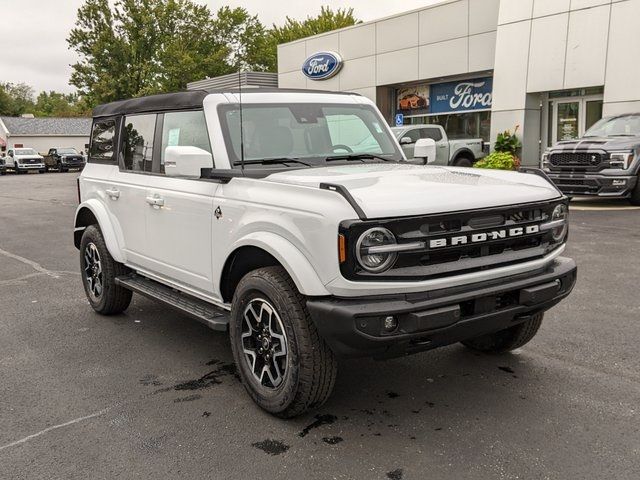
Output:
146,195,165,208
106,188,120,199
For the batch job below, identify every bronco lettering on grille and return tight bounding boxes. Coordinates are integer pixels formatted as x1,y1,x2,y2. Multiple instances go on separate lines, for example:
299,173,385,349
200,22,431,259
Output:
429,225,540,249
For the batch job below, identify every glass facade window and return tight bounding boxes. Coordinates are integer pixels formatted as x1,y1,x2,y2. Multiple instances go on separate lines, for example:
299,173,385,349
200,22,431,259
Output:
406,111,491,142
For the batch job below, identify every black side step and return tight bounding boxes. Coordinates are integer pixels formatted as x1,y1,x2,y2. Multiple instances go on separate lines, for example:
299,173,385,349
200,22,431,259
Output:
115,274,229,331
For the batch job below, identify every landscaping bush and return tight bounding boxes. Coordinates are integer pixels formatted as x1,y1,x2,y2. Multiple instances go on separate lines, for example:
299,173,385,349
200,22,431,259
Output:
474,151,521,171
474,126,522,171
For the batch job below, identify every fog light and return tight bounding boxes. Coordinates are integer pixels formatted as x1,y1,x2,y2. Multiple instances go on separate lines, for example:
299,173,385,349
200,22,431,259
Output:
612,179,627,186
383,316,398,332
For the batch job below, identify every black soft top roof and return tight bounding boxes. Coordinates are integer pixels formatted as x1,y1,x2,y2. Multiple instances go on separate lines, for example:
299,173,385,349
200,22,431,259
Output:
92,90,209,118
92,88,360,118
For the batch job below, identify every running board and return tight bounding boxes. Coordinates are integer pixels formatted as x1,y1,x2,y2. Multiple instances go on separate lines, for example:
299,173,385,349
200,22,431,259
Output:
115,274,229,331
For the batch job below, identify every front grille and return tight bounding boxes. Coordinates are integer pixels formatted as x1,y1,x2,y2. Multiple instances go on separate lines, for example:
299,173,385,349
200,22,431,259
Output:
340,201,563,282
549,152,604,168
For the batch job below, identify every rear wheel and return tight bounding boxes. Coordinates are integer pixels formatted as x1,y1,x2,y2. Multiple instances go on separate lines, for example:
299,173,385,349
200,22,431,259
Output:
461,313,544,353
229,266,337,418
80,225,132,315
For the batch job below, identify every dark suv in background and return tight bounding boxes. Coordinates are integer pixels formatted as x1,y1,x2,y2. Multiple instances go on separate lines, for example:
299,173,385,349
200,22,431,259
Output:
542,114,640,205
44,147,86,172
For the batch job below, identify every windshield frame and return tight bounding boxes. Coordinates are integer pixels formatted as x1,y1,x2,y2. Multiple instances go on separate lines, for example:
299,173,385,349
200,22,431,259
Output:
583,114,640,138
217,102,403,169
57,148,79,155
15,148,38,156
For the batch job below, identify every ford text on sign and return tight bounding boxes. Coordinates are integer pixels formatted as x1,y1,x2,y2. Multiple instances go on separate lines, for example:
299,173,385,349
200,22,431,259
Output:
302,52,343,81
429,77,493,114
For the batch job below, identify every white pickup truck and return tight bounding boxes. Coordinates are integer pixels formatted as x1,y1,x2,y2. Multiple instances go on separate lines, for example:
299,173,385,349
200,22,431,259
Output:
392,124,487,167
2,147,46,174
74,89,576,417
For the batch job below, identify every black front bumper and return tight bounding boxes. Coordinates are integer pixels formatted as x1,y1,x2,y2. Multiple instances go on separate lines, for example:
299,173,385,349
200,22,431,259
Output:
307,258,577,359
547,172,637,197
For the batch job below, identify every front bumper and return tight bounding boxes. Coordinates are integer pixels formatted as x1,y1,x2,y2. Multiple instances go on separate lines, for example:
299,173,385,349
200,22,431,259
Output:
547,172,637,197
16,163,45,170
307,257,577,359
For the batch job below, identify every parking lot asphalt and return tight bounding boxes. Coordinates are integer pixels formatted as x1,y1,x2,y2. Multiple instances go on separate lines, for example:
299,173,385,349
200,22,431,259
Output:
1,172,639,480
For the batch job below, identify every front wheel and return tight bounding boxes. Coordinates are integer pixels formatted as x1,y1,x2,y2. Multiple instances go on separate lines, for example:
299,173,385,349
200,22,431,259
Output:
630,177,640,206
453,156,474,168
461,313,544,353
229,266,337,418
80,225,132,315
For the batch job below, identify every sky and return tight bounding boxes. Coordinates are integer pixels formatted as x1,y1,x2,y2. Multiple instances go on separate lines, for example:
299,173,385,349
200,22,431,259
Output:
0,0,445,95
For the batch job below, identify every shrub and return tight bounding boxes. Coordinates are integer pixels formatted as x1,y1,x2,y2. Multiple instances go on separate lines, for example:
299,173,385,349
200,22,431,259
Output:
494,126,522,155
474,151,521,171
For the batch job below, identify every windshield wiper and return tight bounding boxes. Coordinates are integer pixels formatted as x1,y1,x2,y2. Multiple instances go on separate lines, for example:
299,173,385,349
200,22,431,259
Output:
233,157,312,167
325,153,400,163
609,134,637,137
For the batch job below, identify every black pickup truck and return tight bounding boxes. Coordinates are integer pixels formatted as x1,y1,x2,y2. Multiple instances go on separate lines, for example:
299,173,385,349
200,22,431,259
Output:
44,147,86,172
542,114,640,205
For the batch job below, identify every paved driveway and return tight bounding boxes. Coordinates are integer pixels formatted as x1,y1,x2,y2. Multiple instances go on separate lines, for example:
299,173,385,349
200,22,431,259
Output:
1,172,639,479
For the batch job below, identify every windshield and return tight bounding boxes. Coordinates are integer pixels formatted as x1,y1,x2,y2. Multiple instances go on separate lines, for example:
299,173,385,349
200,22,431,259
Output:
219,103,402,167
15,148,38,155
58,148,78,154
584,115,640,137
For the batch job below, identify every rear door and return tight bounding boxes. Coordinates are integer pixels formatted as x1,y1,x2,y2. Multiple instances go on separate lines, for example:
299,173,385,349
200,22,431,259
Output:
142,110,218,295
104,114,154,270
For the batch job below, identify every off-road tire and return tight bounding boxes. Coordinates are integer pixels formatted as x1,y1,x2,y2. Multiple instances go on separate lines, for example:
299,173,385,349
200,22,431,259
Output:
80,225,132,315
630,177,640,206
461,313,544,353
453,155,474,168
229,266,338,418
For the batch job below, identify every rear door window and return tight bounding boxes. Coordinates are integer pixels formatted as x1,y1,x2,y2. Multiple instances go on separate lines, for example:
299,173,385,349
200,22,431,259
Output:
122,114,157,173
421,128,443,142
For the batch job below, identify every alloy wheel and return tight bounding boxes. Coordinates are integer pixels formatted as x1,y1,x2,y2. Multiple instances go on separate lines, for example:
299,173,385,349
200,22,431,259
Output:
84,243,103,299
241,298,288,388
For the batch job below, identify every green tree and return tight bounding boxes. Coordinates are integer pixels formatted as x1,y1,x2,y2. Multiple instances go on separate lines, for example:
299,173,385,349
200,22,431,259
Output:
263,7,360,71
68,0,267,105
33,91,85,117
0,83,35,116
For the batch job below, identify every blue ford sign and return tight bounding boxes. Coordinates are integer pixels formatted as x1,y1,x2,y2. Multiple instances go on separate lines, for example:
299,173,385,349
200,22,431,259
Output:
302,51,343,81
429,77,493,114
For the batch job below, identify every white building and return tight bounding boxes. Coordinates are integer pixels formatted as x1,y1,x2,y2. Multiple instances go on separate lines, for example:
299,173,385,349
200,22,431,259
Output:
0,116,92,155
277,0,640,165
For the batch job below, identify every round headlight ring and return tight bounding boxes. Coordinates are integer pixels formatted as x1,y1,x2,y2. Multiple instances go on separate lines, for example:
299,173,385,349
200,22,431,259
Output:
355,227,398,273
551,204,569,242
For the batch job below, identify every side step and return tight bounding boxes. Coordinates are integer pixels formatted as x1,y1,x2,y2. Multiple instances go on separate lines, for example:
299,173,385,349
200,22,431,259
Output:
115,274,229,331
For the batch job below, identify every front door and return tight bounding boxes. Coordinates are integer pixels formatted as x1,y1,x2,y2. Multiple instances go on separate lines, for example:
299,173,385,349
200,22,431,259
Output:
142,110,218,296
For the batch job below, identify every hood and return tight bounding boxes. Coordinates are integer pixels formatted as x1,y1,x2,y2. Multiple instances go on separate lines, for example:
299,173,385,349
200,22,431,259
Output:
264,164,560,218
550,136,640,152
15,154,44,160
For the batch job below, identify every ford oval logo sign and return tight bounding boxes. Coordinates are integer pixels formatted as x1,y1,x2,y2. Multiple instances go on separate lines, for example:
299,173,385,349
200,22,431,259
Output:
302,51,343,81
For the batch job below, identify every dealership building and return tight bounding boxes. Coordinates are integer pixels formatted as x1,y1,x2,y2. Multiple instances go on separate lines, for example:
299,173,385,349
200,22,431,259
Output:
277,0,640,165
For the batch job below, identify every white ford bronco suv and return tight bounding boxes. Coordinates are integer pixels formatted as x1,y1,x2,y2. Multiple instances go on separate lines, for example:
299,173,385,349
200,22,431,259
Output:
75,89,577,417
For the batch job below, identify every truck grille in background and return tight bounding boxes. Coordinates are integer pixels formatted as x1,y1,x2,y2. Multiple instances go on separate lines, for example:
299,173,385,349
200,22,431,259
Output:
549,152,603,168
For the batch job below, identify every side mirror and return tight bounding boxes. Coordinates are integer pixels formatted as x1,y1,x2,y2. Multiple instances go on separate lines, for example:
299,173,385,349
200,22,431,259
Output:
414,138,437,165
164,146,213,178
400,136,413,145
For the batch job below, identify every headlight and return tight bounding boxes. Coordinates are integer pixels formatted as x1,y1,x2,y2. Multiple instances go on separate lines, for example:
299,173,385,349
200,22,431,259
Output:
609,151,634,169
356,227,398,273
540,152,549,171
550,204,569,242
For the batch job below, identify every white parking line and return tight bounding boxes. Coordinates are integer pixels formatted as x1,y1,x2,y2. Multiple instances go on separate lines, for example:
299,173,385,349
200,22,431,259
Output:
570,205,640,211
0,408,110,452
0,248,79,280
